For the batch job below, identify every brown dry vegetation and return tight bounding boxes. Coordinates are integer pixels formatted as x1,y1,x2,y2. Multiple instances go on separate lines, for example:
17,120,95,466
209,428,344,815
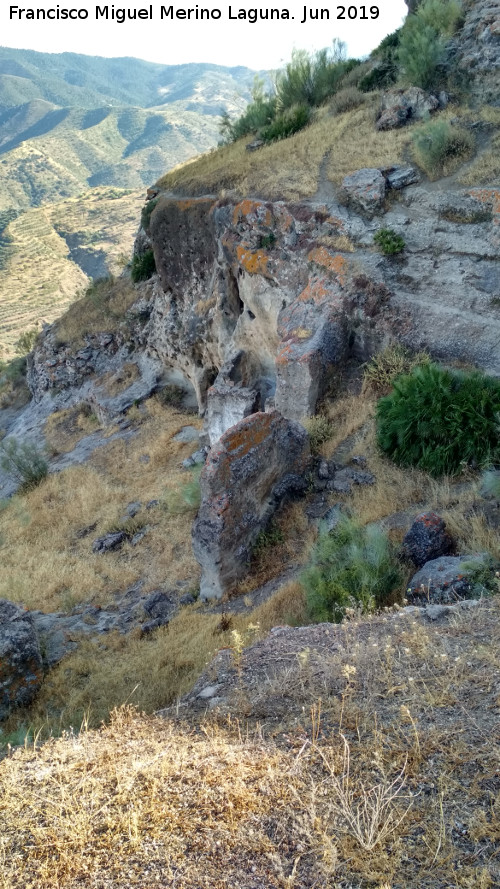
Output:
1,597,499,888
54,276,139,347
157,104,492,202
157,101,416,200
44,403,100,455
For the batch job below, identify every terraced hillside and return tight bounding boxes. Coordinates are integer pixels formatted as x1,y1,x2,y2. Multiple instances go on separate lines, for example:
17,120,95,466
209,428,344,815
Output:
0,187,143,356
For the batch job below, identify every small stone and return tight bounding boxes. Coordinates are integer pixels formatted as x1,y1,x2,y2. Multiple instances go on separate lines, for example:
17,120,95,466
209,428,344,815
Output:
146,499,160,510
341,168,386,217
402,512,453,569
125,501,142,518
173,426,200,443
92,532,126,554
318,460,330,480
197,685,220,699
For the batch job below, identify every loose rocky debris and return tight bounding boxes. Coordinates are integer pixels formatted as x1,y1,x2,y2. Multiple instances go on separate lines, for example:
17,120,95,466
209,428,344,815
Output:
165,597,484,721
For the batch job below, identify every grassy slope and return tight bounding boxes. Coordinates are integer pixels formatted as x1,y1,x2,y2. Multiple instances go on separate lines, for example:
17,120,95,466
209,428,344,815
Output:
0,187,144,357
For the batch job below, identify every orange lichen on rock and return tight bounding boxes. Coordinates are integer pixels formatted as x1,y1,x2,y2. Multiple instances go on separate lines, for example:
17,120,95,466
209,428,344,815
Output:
236,245,269,276
233,200,272,227
468,188,500,214
307,248,348,285
223,412,274,460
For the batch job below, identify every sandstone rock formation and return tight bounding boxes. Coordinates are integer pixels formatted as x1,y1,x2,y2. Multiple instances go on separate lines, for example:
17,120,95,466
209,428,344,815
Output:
0,600,43,720
192,411,310,600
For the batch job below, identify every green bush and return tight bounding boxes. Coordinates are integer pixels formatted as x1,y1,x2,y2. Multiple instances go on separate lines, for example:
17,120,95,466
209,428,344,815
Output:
260,104,311,143
373,228,405,255
398,0,462,89
15,328,39,356
376,363,500,477
0,437,48,491
412,120,475,179
359,28,401,92
164,466,202,515
131,250,156,283
220,78,277,143
302,516,403,622
140,197,159,233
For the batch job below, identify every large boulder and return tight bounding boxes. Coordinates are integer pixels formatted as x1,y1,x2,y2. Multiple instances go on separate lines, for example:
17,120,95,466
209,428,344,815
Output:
192,411,310,600
376,88,439,131
340,169,386,217
402,512,454,568
0,600,43,720
406,553,490,605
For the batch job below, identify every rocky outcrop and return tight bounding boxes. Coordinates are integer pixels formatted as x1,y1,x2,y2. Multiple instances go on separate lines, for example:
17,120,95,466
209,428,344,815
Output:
376,88,440,131
192,412,310,600
457,0,500,105
0,600,43,720
27,174,500,451
406,553,490,605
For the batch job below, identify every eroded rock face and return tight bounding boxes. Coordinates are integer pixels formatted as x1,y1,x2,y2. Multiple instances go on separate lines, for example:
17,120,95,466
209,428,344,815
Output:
28,179,500,450
0,600,43,720
192,411,310,600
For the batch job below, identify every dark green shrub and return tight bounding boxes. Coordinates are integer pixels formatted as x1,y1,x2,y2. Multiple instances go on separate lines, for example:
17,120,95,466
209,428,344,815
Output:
0,437,48,491
373,228,405,255
412,120,475,179
398,0,462,90
359,28,401,92
157,384,185,408
131,250,156,283
376,363,500,477
274,44,356,111
362,345,430,395
302,516,403,622
260,104,311,143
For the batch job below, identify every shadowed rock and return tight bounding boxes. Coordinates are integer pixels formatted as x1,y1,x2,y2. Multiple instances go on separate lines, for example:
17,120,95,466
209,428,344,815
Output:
192,411,310,600
0,600,43,720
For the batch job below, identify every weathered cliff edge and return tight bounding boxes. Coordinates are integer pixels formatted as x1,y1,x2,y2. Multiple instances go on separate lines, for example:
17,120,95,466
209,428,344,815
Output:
29,182,500,435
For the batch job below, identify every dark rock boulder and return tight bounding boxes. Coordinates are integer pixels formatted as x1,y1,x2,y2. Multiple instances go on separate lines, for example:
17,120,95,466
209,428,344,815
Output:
402,512,454,568
0,600,43,720
92,531,127,554
192,411,310,600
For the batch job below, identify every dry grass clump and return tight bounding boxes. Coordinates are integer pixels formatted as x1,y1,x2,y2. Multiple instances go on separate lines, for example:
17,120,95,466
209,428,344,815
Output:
44,402,100,455
157,103,413,201
54,276,139,348
362,345,431,396
96,361,140,397
0,398,202,612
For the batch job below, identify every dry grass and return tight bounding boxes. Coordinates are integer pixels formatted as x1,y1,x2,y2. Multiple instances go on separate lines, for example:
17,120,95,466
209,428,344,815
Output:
0,398,203,612
157,101,415,201
44,403,100,455
54,276,139,348
2,598,500,888
96,361,140,397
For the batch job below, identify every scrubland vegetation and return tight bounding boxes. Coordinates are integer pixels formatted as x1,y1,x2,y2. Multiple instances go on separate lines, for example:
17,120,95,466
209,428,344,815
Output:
2,3,500,884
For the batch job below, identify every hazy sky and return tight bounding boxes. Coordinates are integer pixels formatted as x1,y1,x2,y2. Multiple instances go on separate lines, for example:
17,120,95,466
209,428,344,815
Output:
2,1,407,69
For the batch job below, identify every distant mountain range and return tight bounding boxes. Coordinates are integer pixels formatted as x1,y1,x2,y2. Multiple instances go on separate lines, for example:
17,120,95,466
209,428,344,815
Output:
0,47,256,356
0,47,256,210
